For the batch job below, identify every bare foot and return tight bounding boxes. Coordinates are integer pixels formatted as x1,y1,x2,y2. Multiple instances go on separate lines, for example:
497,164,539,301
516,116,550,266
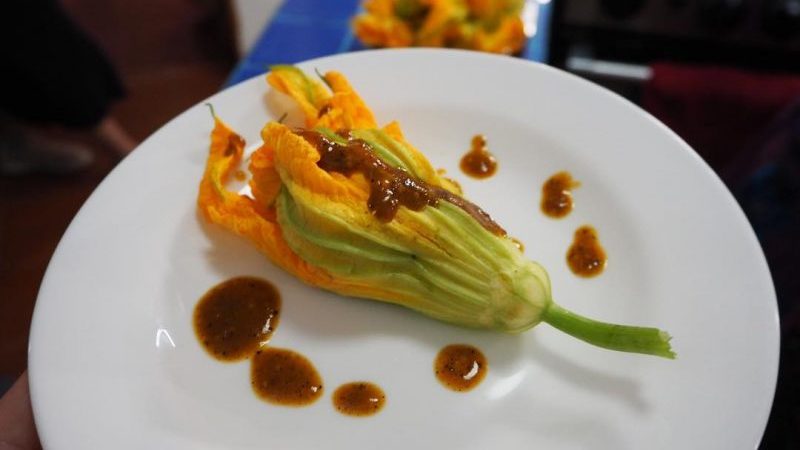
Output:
0,120,94,176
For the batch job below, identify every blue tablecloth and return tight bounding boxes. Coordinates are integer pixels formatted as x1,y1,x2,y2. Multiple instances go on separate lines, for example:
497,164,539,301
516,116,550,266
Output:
226,0,553,86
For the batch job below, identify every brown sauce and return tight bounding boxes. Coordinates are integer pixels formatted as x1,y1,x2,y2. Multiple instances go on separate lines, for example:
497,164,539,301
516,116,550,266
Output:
251,348,323,406
434,344,487,392
317,104,332,118
298,130,505,236
193,276,281,361
225,133,245,156
541,171,580,218
459,134,497,179
567,225,607,277
332,382,386,416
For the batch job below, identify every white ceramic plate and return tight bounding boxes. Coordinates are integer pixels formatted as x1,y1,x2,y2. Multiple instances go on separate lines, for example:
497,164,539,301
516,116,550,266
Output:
29,49,779,449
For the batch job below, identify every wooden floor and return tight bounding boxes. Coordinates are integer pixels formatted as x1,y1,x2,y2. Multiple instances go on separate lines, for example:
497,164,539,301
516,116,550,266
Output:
0,0,236,384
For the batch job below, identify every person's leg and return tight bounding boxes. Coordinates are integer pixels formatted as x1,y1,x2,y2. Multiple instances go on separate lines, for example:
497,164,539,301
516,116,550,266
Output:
0,0,136,174
1,1,126,129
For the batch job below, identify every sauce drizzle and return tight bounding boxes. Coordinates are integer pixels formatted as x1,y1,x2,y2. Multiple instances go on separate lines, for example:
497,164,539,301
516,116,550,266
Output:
541,171,580,218
225,133,245,156
298,130,505,236
459,134,497,179
251,348,324,406
193,276,281,361
332,382,386,416
566,225,607,277
434,344,487,392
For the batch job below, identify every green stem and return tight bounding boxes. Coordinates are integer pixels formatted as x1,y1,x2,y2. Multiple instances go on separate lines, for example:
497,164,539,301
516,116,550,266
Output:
314,68,333,89
542,303,676,359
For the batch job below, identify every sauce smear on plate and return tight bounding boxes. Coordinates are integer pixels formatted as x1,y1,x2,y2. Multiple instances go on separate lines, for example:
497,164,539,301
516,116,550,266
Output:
566,225,607,277
251,348,324,406
541,171,580,218
460,134,497,179
434,344,487,391
193,276,281,361
333,382,386,416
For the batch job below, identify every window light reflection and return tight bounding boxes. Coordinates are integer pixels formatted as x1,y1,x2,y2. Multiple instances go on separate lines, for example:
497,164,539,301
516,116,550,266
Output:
155,328,176,348
487,371,526,400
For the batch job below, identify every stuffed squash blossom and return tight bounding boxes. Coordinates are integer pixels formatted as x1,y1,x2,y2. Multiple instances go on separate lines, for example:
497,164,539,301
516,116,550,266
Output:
198,66,675,359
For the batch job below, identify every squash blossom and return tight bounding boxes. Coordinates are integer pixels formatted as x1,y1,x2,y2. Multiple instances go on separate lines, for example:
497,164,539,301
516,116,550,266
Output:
352,0,527,55
197,66,675,359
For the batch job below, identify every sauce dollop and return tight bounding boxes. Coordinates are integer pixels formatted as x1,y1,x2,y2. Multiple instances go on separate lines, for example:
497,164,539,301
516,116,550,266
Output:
298,130,505,236
566,225,607,277
459,134,497,179
434,344,487,392
541,171,580,218
332,382,386,416
251,348,324,406
193,276,281,361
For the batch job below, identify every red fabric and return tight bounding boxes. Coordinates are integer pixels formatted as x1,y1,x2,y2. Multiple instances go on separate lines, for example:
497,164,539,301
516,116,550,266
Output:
642,63,800,173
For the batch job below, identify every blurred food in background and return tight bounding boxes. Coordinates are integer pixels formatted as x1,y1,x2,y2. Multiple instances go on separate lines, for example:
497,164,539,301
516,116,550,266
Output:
353,0,527,54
